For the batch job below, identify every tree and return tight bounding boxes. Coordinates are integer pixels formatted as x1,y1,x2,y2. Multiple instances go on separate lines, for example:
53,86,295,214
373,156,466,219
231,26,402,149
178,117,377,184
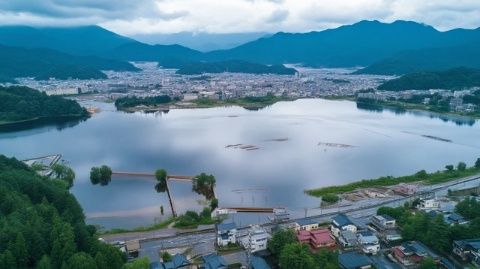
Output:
66,252,98,269
36,255,53,269
10,232,28,268
192,173,216,200
445,165,454,171
52,163,75,189
475,158,480,168
457,162,467,171
0,250,16,269
415,170,428,179
313,249,339,269
210,198,219,210
155,169,167,193
161,252,172,262
90,166,113,186
268,229,297,256
95,252,108,269
279,243,316,269
425,215,450,253
122,257,149,269
90,167,102,185
419,257,436,269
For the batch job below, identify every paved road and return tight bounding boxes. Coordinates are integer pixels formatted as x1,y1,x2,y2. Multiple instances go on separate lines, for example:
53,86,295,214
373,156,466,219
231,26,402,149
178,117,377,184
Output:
104,173,480,262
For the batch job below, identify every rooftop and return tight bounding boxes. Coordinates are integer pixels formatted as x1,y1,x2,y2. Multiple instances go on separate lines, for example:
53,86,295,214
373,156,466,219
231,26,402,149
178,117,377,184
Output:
332,214,354,227
339,252,373,269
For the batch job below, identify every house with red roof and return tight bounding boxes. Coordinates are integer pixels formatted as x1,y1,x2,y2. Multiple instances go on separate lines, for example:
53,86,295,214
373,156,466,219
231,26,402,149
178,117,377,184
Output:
296,228,336,251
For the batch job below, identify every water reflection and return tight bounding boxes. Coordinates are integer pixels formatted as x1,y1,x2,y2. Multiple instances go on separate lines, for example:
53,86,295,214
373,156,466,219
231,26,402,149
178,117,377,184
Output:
0,99,479,229
356,101,476,126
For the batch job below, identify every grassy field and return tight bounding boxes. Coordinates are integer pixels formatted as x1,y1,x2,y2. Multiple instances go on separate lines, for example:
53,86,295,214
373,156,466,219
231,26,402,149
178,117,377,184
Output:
306,166,480,198
100,217,176,235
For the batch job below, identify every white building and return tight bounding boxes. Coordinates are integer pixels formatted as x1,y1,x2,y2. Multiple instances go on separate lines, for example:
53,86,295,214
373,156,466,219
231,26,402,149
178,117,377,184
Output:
216,222,237,247
331,214,357,238
371,215,396,231
357,231,380,255
241,225,271,253
418,198,440,211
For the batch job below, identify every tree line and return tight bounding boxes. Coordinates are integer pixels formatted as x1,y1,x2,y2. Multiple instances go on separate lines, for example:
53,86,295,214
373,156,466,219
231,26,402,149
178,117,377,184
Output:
0,86,89,124
0,155,127,269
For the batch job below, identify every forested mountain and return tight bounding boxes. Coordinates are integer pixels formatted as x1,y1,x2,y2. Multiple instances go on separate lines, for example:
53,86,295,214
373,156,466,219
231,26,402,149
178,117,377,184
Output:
173,60,297,75
0,155,126,268
103,42,202,62
357,46,480,75
204,20,480,67
0,45,138,81
0,25,135,56
0,86,89,124
1,21,480,76
377,67,480,91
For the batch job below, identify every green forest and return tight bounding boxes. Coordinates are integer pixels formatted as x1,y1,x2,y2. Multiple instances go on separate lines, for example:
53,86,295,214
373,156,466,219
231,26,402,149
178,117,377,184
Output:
0,86,89,125
0,155,127,268
378,67,480,91
114,95,173,110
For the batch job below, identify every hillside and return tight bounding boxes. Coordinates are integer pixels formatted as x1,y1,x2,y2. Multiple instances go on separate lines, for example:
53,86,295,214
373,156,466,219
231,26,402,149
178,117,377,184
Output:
0,155,126,268
103,42,202,62
0,45,138,81
377,67,480,91
0,86,89,125
205,20,480,67
174,60,297,75
357,46,480,75
0,25,135,56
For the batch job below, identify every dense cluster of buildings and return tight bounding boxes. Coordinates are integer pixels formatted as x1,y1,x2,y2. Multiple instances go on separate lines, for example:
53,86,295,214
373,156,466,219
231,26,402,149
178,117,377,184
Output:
10,62,389,101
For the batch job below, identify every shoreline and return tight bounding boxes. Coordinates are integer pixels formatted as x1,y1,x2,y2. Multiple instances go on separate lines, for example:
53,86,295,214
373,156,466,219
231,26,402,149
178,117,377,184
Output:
0,113,90,129
306,165,480,198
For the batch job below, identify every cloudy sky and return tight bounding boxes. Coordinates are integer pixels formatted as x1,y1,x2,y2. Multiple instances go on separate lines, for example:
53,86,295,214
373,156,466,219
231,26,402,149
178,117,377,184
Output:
0,0,479,35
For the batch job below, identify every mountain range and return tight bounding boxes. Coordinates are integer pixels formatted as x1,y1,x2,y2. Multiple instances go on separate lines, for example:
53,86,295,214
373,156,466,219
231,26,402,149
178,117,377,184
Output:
1,20,480,81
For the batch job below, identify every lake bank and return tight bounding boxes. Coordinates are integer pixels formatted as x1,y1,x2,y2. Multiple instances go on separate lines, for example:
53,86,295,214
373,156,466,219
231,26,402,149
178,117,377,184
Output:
306,163,480,198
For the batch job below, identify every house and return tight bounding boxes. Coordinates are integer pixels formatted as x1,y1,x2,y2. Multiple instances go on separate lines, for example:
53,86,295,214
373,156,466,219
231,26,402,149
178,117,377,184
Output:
444,213,469,226
241,225,271,253
357,231,380,255
453,239,480,265
216,222,237,247
296,229,336,250
371,215,396,230
339,252,374,269
392,241,440,266
417,198,440,211
295,218,319,231
379,229,402,243
201,253,228,269
339,230,358,249
159,254,190,269
251,256,271,269
331,214,357,238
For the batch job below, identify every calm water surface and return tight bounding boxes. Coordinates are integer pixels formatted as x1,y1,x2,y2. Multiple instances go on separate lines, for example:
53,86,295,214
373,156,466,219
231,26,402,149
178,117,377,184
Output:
1,99,479,229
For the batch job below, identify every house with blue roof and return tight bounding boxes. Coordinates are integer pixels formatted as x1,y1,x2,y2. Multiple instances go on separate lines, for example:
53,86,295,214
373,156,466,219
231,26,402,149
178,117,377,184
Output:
453,238,480,266
216,222,237,247
201,253,228,269
251,256,271,269
331,214,357,238
357,231,380,255
339,252,374,269
149,254,190,269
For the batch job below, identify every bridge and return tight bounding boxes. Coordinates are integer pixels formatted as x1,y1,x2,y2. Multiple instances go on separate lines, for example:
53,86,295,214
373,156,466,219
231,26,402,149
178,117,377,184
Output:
112,171,193,181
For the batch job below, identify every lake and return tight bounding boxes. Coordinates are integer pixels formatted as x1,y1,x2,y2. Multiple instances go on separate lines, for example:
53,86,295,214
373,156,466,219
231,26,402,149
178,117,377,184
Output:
1,99,479,229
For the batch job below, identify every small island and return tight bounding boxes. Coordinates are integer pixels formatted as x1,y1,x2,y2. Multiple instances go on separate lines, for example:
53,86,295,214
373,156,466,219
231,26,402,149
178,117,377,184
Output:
0,86,90,129
114,93,295,112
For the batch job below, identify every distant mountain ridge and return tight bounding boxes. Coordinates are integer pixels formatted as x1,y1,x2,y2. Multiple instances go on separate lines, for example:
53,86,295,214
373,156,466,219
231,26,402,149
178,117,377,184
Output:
1,21,480,78
204,20,480,68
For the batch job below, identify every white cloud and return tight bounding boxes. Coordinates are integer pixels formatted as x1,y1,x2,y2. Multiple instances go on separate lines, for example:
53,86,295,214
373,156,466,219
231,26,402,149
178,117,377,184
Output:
0,0,479,34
